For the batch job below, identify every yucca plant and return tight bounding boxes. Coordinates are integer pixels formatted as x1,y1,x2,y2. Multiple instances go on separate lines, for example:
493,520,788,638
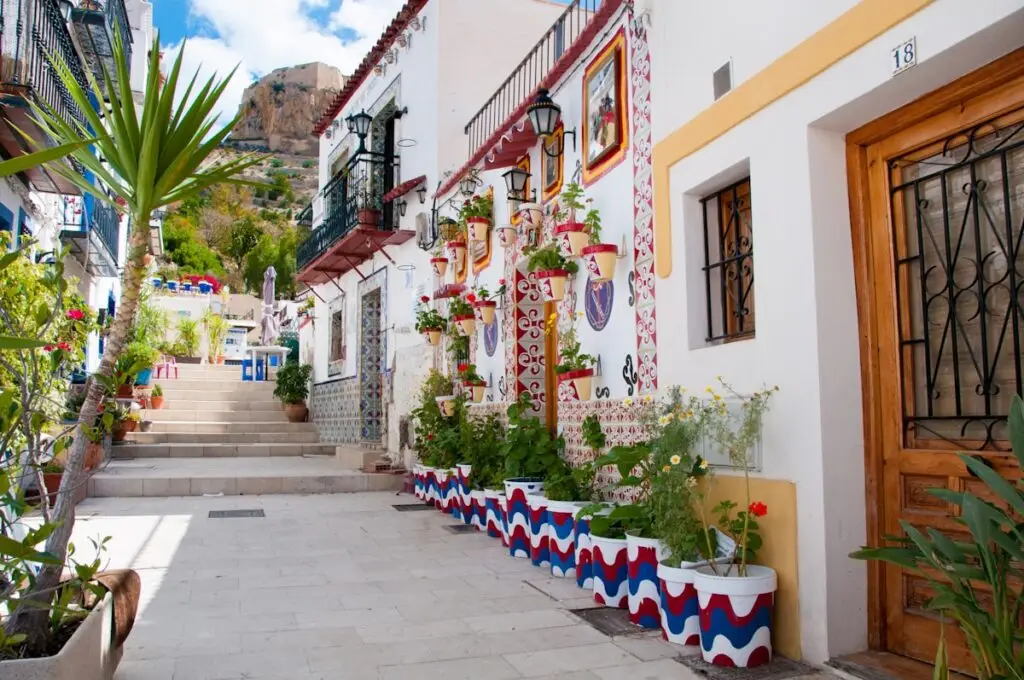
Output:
0,34,265,649
851,394,1024,680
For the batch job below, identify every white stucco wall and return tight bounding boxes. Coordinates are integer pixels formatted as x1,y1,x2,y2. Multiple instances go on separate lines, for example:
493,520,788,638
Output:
649,0,1024,664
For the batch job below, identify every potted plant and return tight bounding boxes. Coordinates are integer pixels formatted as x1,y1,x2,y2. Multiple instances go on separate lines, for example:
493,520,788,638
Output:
572,416,608,588
111,356,144,398
150,384,164,409
691,382,779,667
438,216,461,242
543,453,598,579
581,204,618,282
298,296,315,318
448,294,476,336
472,281,505,326
461,193,494,242
447,232,468,271
203,311,230,364
456,362,486,402
526,243,579,302
496,224,517,249
555,314,596,400
435,395,456,417
109,404,135,443
124,341,159,386
174,318,201,363
415,296,447,346
554,182,591,258
273,363,313,423
42,459,66,501
430,240,450,279
356,188,381,227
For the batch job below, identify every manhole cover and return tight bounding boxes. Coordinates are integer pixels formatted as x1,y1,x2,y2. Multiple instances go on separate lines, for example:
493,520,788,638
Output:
443,524,478,534
392,504,434,512
208,509,265,519
677,654,813,680
569,607,644,637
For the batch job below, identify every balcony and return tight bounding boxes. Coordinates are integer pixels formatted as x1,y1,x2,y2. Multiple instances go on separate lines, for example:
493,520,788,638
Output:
297,154,413,285
61,193,120,276
0,0,91,195
71,0,132,94
296,201,313,228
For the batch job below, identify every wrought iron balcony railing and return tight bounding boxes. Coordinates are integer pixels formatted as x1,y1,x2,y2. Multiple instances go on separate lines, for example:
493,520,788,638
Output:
71,0,133,93
296,153,399,272
296,201,313,228
464,0,602,154
91,196,119,262
0,0,90,130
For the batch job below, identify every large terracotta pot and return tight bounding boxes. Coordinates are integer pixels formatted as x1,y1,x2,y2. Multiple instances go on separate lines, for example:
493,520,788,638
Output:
150,395,165,410
85,441,104,470
116,383,134,399
430,257,449,278
358,208,381,227
626,534,666,629
582,244,618,282
555,222,589,257
111,422,128,442
284,402,308,423
694,565,777,668
536,269,570,302
452,314,476,336
558,368,594,401
467,217,491,242
475,301,497,325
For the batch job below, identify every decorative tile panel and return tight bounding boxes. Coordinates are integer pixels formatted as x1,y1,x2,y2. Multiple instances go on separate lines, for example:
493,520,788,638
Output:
559,399,648,503
310,377,361,443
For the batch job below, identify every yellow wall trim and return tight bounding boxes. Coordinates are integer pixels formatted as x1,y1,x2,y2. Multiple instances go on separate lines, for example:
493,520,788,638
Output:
653,0,937,278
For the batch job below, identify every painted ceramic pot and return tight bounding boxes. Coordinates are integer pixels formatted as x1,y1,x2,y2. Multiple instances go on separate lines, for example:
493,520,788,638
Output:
547,500,586,579
463,381,486,403
574,513,595,589
497,496,510,547
503,478,543,559
430,257,449,278
447,468,462,519
413,465,424,500
475,301,497,325
423,467,437,505
558,368,594,401
456,464,473,524
626,534,666,629
519,202,543,229
497,225,517,248
469,489,486,530
536,269,569,302
435,468,450,512
555,222,589,257
423,328,442,346
582,244,618,282
527,494,550,568
453,314,476,336
448,240,467,269
658,559,714,647
591,534,628,608
467,217,491,242
484,489,504,539
695,565,777,668
435,396,456,417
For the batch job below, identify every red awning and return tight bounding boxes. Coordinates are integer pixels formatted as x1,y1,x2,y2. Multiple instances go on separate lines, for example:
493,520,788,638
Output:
382,175,427,203
298,225,415,285
483,118,538,170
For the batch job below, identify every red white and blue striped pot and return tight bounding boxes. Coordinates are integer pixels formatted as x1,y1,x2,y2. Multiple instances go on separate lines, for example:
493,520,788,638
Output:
456,464,472,523
446,468,461,518
498,496,510,547
658,559,713,647
590,534,628,608
547,500,586,579
433,468,447,510
574,512,594,589
527,494,550,568
695,565,776,668
413,465,424,500
484,489,504,539
503,478,543,559
626,534,665,629
469,490,486,531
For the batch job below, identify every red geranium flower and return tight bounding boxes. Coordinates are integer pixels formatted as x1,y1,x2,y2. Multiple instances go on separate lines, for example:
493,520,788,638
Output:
457,363,469,373
426,433,434,441
498,278,506,286
465,292,477,303
66,309,85,321
57,342,72,352
43,345,55,352
748,501,768,518
420,295,430,304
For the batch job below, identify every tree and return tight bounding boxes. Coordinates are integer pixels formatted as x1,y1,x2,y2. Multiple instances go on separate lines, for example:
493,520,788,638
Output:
0,35,264,649
226,217,262,269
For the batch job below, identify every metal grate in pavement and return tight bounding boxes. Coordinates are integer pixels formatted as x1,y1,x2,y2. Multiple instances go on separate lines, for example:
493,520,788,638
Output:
208,509,265,518
569,607,644,637
392,504,435,512
443,524,478,534
676,654,814,680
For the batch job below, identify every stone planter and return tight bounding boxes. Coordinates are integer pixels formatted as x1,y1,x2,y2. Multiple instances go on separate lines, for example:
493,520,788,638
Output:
456,464,473,524
464,381,486,403
453,314,476,336
536,269,569,302
626,534,665,629
695,565,777,668
469,489,486,530
527,494,550,568
467,217,491,242
557,368,594,401
475,301,497,325
591,534,628,608
503,478,543,559
448,241,467,270
497,496,510,547
435,396,456,417
582,244,618,282
547,500,586,579
555,222,589,257
423,329,442,346
484,489,504,539
430,257,449,278
0,593,121,680
497,225,517,248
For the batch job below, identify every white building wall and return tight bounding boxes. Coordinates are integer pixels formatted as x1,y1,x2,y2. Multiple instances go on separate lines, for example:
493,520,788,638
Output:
649,0,1024,663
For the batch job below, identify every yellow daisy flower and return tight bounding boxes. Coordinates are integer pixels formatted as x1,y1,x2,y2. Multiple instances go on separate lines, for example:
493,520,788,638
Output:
642,395,653,404
670,455,681,465
623,397,634,407
662,465,671,473
699,459,708,470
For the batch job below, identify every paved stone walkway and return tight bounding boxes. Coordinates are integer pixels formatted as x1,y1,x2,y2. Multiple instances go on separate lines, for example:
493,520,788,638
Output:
66,492,829,680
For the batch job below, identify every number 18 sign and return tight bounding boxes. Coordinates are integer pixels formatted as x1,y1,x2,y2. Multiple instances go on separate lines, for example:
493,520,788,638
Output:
891,37,917,76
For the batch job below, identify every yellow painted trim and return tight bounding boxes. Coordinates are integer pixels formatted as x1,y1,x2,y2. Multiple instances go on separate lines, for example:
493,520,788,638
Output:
653,0,938,278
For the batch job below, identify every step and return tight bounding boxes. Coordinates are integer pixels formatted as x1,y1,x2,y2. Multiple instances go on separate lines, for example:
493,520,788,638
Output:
160,400,283,413
150,410,289,423
88,457,405,496
151,389,279,403
336,447,383,471
146,421,315,434
153,379,275,391
124,431,322,444
111,443,336,459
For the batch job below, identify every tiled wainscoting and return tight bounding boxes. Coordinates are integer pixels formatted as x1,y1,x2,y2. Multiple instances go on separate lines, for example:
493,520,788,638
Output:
310,377,361,444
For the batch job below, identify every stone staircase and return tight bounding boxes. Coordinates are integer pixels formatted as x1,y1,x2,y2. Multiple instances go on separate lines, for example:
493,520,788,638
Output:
88,364,403,497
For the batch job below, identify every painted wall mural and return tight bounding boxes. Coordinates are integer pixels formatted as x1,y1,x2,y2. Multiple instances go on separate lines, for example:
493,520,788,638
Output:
584,278,614,331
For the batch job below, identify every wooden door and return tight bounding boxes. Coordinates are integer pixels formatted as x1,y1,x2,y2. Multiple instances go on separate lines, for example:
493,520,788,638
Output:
851,58,1024,674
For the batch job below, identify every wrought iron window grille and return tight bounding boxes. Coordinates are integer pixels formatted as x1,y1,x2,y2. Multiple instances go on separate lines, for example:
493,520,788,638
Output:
700,178,755,344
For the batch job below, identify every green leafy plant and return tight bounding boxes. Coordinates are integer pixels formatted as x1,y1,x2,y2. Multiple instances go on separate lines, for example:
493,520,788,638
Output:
851,394,1024,680
273,363,313,405
203,312,230,361
556,182,587,221
411,370,455,468
456,362,485,385
122,341,159,372
502,392,565,480
415,302,447,333
581,415,606,451
526,243,579,275
174,319,201,358
464,414,507,491
446,334,470,362
447,294,475,318
555,317,596,375
151,384,163,397
584,207,603,245
474,280,507,302
459,193,494,221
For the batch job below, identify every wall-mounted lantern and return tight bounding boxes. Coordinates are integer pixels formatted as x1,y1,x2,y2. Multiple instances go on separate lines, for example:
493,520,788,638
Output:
527,88,577,159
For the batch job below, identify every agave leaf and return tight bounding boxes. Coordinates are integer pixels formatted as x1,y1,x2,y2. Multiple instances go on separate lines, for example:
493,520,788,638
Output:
961,453,1024,517
1009,395,1024,469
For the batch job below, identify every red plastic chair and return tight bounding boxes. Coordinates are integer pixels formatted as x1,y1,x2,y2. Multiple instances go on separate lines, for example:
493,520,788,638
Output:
155,355,178,379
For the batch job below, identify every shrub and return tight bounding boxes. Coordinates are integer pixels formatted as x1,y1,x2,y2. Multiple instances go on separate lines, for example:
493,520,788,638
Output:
273,363,313,405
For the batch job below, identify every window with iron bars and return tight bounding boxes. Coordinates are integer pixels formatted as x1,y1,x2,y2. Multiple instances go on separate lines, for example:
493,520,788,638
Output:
701,178,755,343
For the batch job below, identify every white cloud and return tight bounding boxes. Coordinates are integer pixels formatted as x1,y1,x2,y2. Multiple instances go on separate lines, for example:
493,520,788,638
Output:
162,0,405,126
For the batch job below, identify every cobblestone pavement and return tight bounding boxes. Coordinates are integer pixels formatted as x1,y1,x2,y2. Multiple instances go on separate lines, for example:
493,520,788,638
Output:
65,492,832,680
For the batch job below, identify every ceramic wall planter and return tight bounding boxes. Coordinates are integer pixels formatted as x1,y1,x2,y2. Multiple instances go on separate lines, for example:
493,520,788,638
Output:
519,202,543,229
503,478,543,559
475,301,497,325
527,494,550,568
423,329,442,346
497,226,517,248
574,513,595,589
430,257,449,278
456,464,473,525
0,593,121,680
582,244,618,282
435,396,456,417
453,314,476,336
658,559,714,647
448,241,467,269
464,381,486,403
694,565,777,668
536,269,569,302
555,222,589,257
469,489,486,530
497,496,510,547
626,534,665,629
547,500,585,579
591,534,628,608
557,368,594,401
484,489,504,539
467,217,491,242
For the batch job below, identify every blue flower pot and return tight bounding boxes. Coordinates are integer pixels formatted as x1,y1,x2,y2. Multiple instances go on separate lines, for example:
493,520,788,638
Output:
135,368,153,386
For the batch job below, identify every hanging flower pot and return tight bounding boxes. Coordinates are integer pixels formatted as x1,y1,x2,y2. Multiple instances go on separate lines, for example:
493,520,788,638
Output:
555,222,589,258
547,500,586,579
463,380,486,402
452,314,476,336
591,534,628,608
435,395,456,417
519,202,543,230
557,368,594,401
474,300,497,325
496,225,517,248
422,328,442,346
466,217,491,242
536,269,570,302
694,565,777,667
503,478,543,559
527,494,550,568
582,244,618,282
430,257,449,278
448,240,467,270
484,489,504,539
626,534,666,629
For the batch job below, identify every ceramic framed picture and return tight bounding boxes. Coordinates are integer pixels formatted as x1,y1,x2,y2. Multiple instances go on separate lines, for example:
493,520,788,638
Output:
582,29,629,185
541,125,564,203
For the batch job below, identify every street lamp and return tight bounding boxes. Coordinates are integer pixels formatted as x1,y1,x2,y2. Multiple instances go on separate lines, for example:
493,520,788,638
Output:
396,197,408,217
416,184,427,204
502,166,530,200
459,175,478,198
527,88,576,159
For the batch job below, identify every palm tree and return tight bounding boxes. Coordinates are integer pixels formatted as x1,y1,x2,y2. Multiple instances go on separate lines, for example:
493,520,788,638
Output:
0,35,264,648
